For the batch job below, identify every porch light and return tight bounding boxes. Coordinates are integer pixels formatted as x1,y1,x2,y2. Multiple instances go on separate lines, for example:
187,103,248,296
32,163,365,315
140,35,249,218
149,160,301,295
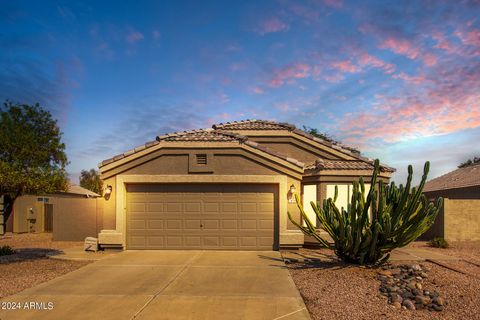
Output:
288,184,296,203
104,185,113,200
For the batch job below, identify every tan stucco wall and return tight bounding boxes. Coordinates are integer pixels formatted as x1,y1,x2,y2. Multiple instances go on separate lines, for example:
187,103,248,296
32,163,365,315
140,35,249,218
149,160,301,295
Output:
102,176,116,230
443,199,480,241
52,197,104,241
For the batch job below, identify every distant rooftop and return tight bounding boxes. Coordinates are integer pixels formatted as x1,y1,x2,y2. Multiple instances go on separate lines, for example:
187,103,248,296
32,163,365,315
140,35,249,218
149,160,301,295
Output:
424,163,480,192
66,184,101,197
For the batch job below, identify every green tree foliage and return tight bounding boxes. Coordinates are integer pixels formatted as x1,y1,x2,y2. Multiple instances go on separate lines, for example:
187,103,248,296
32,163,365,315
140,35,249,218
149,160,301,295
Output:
80,168,103,196
458,156,480,168
0,102,68,210
288,160,443,265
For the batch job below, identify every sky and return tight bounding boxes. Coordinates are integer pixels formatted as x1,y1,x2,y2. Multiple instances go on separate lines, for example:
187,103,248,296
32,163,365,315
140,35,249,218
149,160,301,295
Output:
1,0,479,185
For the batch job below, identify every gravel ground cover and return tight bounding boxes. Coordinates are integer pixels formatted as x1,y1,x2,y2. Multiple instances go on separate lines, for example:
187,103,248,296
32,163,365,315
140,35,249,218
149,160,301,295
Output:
0,233,90,298
410,241,480,263
285,247,480,320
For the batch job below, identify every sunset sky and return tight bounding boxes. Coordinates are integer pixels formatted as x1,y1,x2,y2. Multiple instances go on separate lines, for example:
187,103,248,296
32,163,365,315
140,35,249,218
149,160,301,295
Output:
1,0,479,184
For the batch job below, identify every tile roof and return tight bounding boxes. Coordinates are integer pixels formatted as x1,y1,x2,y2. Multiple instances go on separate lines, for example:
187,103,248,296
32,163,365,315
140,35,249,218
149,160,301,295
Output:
156,128,243,142
65,184,101,197
424,163,480,192
99,128,304,168
212,119,367,159
212,119,295,131
305,159,395,173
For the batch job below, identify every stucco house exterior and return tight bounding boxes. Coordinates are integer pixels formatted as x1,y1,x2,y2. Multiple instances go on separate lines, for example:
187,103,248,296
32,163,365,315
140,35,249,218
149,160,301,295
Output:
422,163,480,241
98,120,394,250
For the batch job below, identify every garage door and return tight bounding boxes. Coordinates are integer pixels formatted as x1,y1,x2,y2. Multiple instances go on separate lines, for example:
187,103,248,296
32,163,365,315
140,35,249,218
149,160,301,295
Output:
126,184,277,250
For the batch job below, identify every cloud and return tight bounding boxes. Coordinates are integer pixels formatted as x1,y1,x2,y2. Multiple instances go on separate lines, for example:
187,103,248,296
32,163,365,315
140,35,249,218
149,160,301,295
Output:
323,0,343,8
269,63,310,87
152,30,161,40
392,72,427,84
379,37,421,60
251,86,265,94
126,29,144,44
257,17,289,35
358,53,396,74
331,60,361,73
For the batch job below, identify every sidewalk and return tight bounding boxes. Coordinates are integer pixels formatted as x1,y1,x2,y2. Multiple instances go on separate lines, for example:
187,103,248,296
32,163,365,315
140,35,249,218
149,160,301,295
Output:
47,246,120,261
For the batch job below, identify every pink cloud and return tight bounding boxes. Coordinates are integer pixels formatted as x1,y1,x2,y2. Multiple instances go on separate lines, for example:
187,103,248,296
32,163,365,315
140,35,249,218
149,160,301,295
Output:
432,33,456,53
269,63,310,87
379,38,421,60
331,60,361,73
358,53,396,74
423,53,437,66
252,86,265,94
126,30,144,44
392,72,427,85
455,28,480,47
258,17,289,35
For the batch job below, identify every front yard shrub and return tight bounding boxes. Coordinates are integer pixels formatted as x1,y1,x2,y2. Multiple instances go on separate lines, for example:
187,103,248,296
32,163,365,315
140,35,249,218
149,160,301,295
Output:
428,237,449,248
0,245,15,256
288,160,443,265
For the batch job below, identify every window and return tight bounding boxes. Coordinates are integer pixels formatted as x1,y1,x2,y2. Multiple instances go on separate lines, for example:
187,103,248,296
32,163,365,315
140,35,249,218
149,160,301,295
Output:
196,154,207,165
303,185,317,227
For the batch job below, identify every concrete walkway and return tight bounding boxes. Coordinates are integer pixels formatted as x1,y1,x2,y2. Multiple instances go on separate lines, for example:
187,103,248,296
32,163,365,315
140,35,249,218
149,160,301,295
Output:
47,246,120,261
0,251,310,320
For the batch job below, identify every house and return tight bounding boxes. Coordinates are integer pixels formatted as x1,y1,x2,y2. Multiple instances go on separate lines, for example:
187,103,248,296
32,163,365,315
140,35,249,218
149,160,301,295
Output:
422,163,480,241
8,184,100,235
98,120,394,250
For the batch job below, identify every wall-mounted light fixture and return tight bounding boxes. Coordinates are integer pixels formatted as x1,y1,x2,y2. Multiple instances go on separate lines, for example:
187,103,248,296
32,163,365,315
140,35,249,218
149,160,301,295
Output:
104,185,113,200
287,184,296,203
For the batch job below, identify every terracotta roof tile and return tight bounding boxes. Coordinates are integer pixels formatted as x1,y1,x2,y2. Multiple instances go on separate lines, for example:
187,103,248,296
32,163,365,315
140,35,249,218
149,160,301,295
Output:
212,119,295,131
424,163,480,192
305,159,395,173
212,119,371,160
157,129,241,142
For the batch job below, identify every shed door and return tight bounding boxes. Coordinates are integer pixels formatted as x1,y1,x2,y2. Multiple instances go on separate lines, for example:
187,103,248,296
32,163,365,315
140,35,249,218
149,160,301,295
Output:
126,184,277,250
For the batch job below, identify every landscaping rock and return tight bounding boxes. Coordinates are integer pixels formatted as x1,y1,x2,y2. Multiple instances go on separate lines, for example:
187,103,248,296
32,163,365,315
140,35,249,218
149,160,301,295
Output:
377,263,446,313
403,299,416,310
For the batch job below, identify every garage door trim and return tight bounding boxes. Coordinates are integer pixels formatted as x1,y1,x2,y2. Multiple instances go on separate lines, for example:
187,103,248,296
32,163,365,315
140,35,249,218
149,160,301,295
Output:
115,175,292,248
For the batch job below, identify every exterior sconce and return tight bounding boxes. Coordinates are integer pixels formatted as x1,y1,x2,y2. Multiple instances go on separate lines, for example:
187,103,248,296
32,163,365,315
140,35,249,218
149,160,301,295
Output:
104,185,113,200
287,184,296,203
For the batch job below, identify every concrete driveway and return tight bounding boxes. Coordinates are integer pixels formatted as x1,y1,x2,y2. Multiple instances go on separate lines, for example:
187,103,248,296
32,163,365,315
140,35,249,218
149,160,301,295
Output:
0,251,310,320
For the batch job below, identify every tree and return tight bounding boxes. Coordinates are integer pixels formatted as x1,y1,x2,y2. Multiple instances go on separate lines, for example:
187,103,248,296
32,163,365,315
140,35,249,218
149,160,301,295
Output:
458,156,480,168
79,169,103,196
0,101,68,228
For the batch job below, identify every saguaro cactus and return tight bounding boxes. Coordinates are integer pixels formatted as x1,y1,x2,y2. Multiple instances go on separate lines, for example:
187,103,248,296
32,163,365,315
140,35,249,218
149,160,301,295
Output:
288,160,443,265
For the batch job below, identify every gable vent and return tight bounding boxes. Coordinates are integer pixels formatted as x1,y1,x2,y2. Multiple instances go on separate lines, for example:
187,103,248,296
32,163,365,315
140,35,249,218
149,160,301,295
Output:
196,154,207,165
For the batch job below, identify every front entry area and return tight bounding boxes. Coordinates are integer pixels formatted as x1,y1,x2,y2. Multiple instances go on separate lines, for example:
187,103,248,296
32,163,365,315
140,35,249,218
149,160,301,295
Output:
126,184,278,250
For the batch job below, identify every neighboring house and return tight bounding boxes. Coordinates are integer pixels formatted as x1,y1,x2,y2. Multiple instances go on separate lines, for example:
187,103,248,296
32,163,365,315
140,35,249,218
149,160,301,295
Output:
9,185,100,236
98,120,394,250
422,163,480,241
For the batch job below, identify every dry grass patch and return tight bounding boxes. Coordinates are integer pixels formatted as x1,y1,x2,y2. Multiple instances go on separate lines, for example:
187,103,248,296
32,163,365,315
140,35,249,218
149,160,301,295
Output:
0,233,90,298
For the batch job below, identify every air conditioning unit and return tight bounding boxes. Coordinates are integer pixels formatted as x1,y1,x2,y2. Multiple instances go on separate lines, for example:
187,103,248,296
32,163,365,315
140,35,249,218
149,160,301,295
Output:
84,237,98,252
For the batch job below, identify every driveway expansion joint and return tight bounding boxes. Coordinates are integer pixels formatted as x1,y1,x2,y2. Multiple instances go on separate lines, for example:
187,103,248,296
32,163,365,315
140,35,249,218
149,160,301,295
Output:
130,251,204,320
